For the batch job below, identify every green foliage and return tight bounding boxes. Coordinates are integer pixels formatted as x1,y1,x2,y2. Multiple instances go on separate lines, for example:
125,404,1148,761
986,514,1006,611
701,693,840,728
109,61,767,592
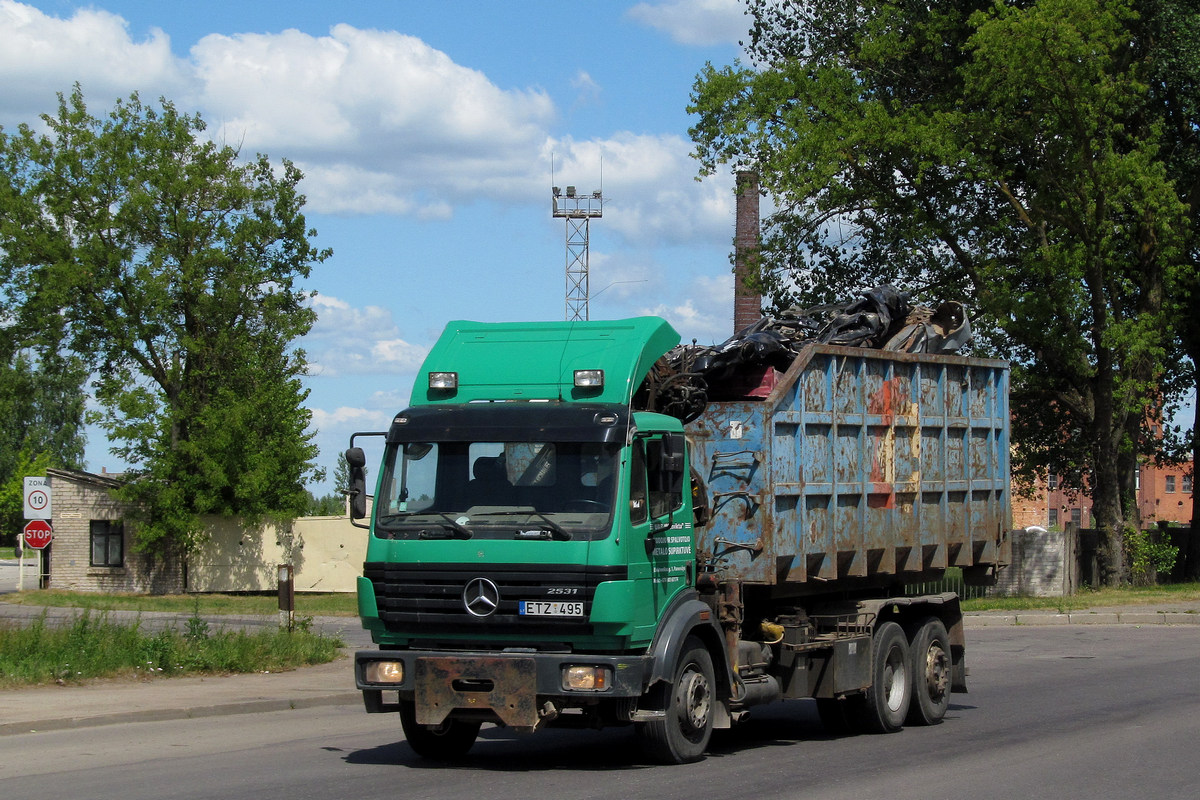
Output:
303,456,360,516
1124,525,1180,586
0,610,343,687
0,87,331,555
690,0,1197,584
5,589,359,616
0,450,51,548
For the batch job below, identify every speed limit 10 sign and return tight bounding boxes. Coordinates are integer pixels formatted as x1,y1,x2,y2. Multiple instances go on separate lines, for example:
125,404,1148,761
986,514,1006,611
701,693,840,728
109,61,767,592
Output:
24,476,52,520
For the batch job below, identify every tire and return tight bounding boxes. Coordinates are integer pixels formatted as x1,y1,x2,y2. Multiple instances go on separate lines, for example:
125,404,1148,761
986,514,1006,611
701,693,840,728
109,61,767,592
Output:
399,701,481,760
856,621,911,733
906,616,951,726
637,636,716,764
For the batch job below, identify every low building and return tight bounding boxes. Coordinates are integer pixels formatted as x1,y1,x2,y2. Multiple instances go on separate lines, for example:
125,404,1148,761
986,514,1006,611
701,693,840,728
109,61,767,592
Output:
41,468,363,595
44,468,185,594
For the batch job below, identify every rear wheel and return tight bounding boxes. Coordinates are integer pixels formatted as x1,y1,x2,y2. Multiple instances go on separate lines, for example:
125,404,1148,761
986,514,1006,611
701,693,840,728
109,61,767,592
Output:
856,621,911,733
906,616,951,726
637,636,716,764
399,701,481,760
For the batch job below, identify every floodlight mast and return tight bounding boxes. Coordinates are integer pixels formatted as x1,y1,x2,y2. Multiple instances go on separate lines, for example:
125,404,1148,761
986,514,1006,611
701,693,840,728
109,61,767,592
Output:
551,184,603,321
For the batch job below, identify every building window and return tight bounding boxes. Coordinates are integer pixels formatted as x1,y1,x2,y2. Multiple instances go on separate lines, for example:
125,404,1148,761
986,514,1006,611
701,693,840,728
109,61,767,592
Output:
1070,508,1082,526
1048,473,1059,491
1048,508,1059,527
90,520,124,567
1166,475,1176,493
1185,475,1194,494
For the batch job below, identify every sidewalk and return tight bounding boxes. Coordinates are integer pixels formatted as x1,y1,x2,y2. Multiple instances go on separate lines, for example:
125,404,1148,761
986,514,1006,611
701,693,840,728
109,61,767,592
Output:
1,600,1197,737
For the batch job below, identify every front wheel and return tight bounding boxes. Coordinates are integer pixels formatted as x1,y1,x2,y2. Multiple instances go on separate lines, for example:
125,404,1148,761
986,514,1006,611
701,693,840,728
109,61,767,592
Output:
637,636,716,764
856,621,911,733
399,701,481,760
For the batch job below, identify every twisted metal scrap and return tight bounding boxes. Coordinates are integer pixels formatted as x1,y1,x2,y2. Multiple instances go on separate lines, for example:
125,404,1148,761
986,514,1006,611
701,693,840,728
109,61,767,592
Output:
636,285,971,423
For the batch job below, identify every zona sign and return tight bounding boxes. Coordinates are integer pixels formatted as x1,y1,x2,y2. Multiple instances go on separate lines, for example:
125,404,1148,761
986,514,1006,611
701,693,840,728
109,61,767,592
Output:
24,519,53,550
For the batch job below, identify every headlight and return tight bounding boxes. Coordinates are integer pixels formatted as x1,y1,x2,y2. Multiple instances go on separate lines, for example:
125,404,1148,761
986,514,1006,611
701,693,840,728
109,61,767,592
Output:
562,665,611,691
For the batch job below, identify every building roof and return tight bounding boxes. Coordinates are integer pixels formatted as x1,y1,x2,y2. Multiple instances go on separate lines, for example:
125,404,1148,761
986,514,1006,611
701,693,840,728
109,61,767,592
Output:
46,467,125,490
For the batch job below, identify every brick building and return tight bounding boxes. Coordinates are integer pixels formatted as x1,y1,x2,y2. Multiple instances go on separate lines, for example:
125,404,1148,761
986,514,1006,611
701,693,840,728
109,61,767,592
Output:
1012,460,1194,530
43,468,185,594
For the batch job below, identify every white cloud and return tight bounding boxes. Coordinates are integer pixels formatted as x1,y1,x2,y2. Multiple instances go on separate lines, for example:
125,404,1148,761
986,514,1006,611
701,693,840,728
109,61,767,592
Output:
309,405,384,430
546,133,734,248
627,0,749,47
639,273,734,344
0,3,733,249
0,0,188,126
191,24,556,211
304,293,429,377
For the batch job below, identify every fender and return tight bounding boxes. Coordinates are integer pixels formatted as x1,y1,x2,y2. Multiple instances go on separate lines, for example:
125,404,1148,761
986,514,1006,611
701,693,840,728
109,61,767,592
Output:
643,588,733,699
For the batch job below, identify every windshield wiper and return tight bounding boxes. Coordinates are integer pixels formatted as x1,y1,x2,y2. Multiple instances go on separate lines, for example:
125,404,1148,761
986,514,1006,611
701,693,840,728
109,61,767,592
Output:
417,513,473,539
470,508,572,541
376,510,473,539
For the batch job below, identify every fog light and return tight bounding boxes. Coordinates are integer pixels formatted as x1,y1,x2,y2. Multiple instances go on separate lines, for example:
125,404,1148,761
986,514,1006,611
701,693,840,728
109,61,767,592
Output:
365,660,405,684
573,369,604,388
563,665,610,691
428,372,458,390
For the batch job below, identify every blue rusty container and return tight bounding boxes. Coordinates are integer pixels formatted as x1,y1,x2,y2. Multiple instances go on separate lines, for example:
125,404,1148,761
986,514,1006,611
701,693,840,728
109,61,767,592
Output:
687,344,1010,591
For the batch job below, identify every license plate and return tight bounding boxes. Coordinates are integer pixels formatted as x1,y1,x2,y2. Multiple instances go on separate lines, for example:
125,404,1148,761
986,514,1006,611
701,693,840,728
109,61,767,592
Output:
519,600,584,616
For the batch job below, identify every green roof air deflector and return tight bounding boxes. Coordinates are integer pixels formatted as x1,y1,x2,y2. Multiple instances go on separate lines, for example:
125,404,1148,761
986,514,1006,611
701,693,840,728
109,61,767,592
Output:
413,317,680,406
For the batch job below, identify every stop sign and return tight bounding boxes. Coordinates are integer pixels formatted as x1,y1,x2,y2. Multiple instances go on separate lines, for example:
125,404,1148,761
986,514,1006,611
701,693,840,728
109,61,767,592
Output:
23,519,53,550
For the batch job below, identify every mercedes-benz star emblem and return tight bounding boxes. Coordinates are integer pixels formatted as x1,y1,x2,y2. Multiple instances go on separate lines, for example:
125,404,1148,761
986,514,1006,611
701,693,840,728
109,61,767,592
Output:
462,577,500,617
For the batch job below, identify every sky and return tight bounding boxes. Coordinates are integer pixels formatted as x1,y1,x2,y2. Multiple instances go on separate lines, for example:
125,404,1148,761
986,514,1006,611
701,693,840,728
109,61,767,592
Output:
0,0,755,494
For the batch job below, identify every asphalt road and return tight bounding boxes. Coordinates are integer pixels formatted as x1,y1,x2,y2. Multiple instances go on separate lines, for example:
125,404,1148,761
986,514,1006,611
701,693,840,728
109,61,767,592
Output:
0,557,40,593
2,625,1195,800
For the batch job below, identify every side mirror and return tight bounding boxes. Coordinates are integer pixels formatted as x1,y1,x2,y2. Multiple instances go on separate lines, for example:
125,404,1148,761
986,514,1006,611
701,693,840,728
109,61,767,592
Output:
659,433,686,495
345,447,367,519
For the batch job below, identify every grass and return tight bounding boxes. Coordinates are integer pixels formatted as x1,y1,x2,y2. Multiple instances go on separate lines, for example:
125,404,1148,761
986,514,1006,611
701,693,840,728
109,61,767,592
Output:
3,589,359,617
0,609,344,688
962,582,1200,612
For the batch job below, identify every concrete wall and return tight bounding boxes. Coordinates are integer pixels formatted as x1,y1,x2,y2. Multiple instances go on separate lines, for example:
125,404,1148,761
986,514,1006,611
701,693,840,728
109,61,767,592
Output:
991,525,1074,597
187,515,366,593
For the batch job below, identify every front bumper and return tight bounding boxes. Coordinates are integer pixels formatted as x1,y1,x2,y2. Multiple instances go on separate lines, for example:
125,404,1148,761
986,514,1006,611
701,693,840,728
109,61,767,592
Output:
355,648,652,729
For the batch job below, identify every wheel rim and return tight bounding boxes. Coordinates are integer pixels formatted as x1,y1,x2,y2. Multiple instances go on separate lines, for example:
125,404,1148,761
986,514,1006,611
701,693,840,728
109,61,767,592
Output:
676,667,712,734
924,642,950,700
883,645,908,713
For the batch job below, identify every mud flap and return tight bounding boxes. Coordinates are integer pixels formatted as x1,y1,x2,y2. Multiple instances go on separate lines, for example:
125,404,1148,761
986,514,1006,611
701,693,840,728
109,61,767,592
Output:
414,656,539,729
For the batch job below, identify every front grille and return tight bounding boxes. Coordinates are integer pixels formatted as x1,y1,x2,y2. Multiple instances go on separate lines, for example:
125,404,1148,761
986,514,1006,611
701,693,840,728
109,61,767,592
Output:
363,562,627,637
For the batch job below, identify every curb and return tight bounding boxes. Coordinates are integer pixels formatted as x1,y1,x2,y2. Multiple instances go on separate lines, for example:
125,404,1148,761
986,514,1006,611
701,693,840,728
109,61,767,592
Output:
0,691,361,737
965,611,1200,627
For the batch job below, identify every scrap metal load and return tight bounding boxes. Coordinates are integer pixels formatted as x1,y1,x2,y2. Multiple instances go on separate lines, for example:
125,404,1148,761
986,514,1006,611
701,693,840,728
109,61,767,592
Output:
637,284,972,423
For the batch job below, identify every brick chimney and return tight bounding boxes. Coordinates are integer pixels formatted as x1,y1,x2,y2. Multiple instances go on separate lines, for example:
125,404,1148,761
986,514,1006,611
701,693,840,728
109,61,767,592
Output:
734,170,762,333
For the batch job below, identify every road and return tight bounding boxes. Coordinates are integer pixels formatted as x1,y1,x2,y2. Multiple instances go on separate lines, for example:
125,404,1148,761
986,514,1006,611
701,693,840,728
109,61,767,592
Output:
0,557,40,593
2,625,1195,800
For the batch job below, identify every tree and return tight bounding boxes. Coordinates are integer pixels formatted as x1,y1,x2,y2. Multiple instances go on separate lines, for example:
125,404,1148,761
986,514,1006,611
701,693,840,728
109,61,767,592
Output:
0,87,331,556
1136,1,1200,579
0,342,87,547
304,455,359,517
689,0,1193,585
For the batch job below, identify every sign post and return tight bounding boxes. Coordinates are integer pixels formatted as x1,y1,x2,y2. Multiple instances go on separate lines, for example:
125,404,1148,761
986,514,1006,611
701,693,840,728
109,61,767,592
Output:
23,477,53,590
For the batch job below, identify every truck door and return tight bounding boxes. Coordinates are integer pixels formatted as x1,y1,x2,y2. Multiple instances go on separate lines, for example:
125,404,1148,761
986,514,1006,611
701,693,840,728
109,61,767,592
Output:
628,433,693,621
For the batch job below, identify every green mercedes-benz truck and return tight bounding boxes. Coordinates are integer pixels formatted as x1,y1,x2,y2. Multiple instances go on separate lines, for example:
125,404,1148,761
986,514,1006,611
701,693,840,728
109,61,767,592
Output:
348,316,1010,763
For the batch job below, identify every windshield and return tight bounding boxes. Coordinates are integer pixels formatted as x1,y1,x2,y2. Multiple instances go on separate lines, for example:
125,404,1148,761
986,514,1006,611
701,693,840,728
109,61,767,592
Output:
374,439,620,541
